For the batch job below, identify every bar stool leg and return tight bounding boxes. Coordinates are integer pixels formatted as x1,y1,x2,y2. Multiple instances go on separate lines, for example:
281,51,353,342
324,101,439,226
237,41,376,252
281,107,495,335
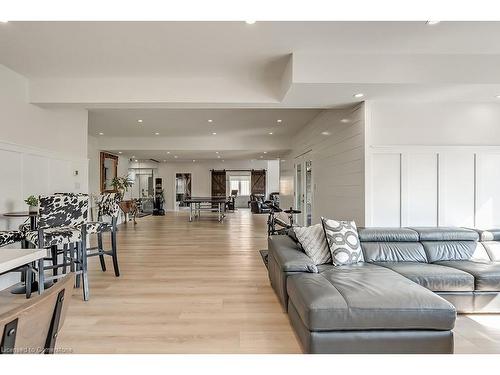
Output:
75,243,81,288
25,265,32,299
97,232,106,272
51,245,58,282
111,227,120,277
80,238,89,301
38,258,45,295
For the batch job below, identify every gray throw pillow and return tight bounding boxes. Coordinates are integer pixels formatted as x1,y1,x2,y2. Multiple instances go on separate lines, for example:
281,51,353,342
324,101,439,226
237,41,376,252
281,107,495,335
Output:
321,218,364,266
293,224,332,265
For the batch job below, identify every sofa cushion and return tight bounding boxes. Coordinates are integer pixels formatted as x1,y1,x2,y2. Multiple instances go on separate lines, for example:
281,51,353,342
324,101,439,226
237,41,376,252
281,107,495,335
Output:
375,262,474,292
410,227,479,241
481,241,500,262
435,260,500,291
362,242,428,263
268,235,318,273
358,227,419,242
421,241,477,262
321,218,363,266
477,229,500,241
294,224,332,265
287,263,456,332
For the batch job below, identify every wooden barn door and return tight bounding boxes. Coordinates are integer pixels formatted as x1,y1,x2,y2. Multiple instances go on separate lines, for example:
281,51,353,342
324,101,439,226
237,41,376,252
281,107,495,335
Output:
211,170,226,197
251,169,266,195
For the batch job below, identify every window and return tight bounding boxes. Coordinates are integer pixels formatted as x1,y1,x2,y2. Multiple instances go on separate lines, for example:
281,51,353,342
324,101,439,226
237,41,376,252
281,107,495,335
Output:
229,174,251,196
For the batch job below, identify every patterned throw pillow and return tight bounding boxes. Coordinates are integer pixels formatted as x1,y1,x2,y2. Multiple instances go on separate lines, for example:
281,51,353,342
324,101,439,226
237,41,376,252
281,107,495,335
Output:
293,224,332,265
321,218,364,266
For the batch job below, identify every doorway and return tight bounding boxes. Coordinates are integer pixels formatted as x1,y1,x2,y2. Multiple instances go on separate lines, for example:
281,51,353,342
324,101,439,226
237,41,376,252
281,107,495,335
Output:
295,158,313,226
175,173,192,208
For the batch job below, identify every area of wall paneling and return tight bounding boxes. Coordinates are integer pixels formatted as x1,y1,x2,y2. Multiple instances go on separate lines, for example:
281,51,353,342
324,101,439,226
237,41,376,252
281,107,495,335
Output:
281,103,365,226
0,143,88,231
367,148,500,229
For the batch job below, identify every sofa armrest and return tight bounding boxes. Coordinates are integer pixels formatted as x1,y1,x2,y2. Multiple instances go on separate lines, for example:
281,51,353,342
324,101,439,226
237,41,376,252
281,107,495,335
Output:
268,235,318,273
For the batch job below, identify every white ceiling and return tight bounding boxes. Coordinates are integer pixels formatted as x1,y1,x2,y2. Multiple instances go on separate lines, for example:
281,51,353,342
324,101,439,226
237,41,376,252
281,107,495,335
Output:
89,108,321,137
2,21,500,79
4,21,500,160
117,149,288,162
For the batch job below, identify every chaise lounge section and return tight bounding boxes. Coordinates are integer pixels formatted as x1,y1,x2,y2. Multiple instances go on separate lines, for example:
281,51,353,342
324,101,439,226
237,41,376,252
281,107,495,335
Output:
268,227,500,353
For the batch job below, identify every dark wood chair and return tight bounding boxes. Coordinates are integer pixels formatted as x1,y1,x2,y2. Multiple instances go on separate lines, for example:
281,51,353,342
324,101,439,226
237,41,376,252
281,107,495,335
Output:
0,273,74,354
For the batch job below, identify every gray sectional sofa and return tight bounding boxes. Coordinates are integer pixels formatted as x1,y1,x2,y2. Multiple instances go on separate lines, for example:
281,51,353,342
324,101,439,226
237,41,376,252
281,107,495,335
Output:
268,227,500,354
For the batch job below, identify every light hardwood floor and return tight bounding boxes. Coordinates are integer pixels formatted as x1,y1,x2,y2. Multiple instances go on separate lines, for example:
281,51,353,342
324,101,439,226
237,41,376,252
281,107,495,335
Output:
55,209,500,354
58,209,301,353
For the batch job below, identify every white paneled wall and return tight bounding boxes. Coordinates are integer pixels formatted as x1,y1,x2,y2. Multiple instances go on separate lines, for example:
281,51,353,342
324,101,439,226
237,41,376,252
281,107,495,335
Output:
367,147,500,229
402,153,438,226
476,153,500,228
438,152,475,227
0,142,88,231
370,153,401,226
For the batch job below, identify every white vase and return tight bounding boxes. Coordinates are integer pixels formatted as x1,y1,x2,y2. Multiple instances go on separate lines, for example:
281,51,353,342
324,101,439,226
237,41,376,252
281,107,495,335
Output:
29,205,38,213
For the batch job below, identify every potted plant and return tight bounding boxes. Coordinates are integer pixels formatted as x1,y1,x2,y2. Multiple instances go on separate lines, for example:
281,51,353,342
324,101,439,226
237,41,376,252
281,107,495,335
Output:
25,195,39,213
111,175,134,199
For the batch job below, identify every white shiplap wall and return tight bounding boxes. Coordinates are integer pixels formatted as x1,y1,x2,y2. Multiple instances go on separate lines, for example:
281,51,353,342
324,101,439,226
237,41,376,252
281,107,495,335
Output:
365,101,500,229
280,104,365,225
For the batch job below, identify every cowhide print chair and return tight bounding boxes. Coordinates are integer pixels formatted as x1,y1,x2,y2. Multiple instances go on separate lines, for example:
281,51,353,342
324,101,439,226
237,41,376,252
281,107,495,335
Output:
84,192,121,277
25,194,90,301
0,231,23,248
0,230,34,298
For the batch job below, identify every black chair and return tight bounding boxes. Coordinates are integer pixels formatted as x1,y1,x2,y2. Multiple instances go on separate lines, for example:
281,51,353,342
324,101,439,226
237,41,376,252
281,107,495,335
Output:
226,190,238,211
24,194,89,300
249,194,271,214
84,192,121,277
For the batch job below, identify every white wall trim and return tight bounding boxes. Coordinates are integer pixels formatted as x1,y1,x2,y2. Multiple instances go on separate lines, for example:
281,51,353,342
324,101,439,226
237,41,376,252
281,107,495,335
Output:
370,145,500,153
0,140,88,164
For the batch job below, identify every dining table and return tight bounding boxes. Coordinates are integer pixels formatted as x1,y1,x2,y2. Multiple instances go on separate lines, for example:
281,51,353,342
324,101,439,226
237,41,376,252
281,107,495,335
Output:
0,248,47,297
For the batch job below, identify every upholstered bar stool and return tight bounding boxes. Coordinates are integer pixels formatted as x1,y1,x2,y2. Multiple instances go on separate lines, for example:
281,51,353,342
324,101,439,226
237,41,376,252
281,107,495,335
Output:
24,194,89,300
84,192,121,277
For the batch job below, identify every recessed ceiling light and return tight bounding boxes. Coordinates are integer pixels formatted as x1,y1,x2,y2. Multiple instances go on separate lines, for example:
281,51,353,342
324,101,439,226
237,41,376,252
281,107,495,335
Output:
174,155,178,159
118,151,122,154
132,155,135,158
193,160,196,162
245,20,256,25
426,21,441,25
167,151,170,154
263,151,267,154
277,119,282,123
215,151,219,154
137,119,143,123
496,95,500,99
135,159,138,162
321,131,331,136
163,160,166,162
98,132,104,135
208,119,213,123
260,155,264,158
353,93,364,98
217,155,221,159
269,132,273,135
212,132,217,135
155,132,160,135
340,118,350,123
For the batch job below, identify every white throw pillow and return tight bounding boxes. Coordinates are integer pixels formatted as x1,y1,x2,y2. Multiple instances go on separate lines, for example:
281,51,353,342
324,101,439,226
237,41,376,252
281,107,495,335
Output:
321,218,364,266
294,224,332,265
